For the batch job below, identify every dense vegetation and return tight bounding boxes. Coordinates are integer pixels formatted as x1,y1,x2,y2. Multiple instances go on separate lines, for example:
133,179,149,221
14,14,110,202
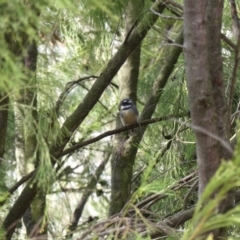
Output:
0,0,240,239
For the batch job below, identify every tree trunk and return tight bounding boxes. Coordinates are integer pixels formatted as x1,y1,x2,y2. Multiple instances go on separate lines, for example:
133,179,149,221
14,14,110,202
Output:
0,94,9,162
109,26,183,216
183,0,231,238
109,0,143,216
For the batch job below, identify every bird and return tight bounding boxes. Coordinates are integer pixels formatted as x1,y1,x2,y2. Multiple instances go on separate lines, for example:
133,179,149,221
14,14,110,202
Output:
119,98,139,136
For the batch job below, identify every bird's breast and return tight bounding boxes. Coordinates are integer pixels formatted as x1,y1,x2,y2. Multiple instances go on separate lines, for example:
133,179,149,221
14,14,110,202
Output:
121,109,138,125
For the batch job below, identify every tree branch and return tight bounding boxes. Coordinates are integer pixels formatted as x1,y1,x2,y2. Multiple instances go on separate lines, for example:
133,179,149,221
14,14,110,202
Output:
59,114,186,157
66,152,111,237
221,33,237,50
0,94,9,162
0,171,36,206
78,186,240,239
183,179,198,210
55,75,98,114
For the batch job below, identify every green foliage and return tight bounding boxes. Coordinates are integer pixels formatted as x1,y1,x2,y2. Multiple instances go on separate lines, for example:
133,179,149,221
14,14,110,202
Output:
181,136,240,239
0,0,240,239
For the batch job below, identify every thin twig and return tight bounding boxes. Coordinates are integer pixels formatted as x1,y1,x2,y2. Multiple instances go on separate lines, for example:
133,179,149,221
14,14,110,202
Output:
150,8,183,20
163,0,183,11
55,75,98,114
161,42,184,48
183,179,198,210
66,152,111,237
79,172,198,239
172,118,233,154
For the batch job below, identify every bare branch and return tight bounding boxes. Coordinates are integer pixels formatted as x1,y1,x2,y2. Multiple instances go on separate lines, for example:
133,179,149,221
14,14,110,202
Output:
150,8,183,20
78,187,240,239
66,152,111,237
164,0,183,11
59,114,187,157
8,171,36,195
0,170,36,207
172,119,233,154
79,172,198,239
183,179,198,210
55,75,98,114
221,33,237,50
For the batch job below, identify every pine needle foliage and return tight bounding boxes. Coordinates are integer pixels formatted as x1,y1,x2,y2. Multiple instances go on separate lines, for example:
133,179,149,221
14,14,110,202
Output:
0,0,240,239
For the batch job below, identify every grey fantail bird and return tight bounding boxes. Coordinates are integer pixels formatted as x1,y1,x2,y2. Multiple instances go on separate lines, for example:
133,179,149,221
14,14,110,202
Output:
119,98,139,136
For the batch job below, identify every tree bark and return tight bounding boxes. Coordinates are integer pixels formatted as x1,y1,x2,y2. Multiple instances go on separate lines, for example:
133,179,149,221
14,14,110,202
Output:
118,0,143,101
184,0,227,196
184,0,231,238
0,95,9,162
109,0,143,216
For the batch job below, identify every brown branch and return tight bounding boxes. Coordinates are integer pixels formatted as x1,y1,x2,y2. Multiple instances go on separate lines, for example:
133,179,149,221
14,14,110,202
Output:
78,187,240,240
133,172,197,210
183,179,198,210
147,208,194,238
164,0,183,11
171,118,232,154
77,83,116,118
3,181,38,239
79,172,198,239
150,7,183,20
59,114,186,157
123,7,150,44
8,170,36,195
221,33,237,50
66,152,111,237
55,75,98,114
50,0,167,162
0,94,9,162
0,170,36,207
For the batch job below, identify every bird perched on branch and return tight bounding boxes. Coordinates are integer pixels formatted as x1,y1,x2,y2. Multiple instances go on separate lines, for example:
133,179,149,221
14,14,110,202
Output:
119,98,139,136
